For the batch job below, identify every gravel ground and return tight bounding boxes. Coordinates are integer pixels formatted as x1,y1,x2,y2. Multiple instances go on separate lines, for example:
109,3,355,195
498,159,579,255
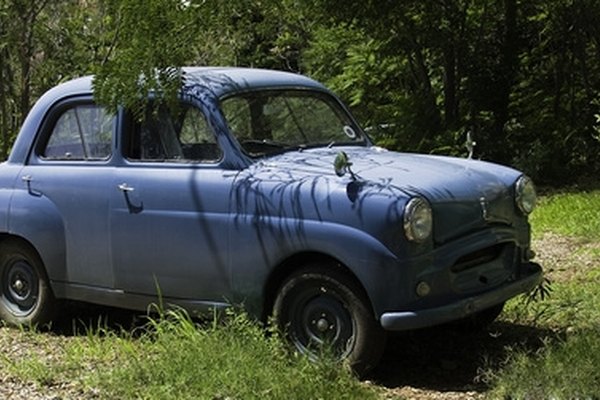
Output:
0,326,76,400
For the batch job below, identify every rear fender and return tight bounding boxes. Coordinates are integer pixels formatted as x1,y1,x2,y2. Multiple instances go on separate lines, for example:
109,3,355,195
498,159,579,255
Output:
7,189,66,283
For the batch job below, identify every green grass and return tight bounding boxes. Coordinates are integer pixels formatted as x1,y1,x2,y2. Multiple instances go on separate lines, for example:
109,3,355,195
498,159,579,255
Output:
488,189,600,399
530,189,600,239
487,327,600,399
1,310,378,400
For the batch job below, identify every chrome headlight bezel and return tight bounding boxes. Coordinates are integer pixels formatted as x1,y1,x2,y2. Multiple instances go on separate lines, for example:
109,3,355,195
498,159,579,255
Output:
515,175,537,215
403,197,433,243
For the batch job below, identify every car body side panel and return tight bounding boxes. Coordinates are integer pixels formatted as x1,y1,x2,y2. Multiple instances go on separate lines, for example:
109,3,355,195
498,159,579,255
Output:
13,164,114,288
111,165,234,302
0,190,10,232
229,213,402,317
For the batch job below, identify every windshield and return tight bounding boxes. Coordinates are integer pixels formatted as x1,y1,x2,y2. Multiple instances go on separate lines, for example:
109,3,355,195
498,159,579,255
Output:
220,90,366,157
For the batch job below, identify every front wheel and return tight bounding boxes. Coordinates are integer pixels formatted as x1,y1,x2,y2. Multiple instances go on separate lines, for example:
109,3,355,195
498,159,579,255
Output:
0,241,56,327
273,265,386,377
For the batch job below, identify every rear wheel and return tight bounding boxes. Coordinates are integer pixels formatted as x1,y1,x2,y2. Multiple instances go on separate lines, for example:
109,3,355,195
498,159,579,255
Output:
273,265,386,377
0,241,55,327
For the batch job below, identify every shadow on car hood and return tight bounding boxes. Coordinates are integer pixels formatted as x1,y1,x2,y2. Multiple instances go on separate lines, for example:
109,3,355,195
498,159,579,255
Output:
249,146,520,201
246,146,524,243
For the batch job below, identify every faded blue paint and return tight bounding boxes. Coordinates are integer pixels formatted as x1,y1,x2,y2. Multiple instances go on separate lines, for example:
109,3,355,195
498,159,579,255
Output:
0,67,542,329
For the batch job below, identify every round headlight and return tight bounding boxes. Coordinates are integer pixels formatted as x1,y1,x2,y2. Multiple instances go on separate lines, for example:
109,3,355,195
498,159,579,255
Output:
403,197,433,242
515,176,537,214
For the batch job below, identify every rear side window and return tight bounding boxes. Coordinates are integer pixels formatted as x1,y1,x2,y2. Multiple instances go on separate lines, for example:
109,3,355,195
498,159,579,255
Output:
42,105,114,161
126,104,222,163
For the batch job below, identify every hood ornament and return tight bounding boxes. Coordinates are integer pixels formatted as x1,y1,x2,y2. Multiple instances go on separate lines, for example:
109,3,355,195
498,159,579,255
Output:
465,130,476,159
333,151,356,180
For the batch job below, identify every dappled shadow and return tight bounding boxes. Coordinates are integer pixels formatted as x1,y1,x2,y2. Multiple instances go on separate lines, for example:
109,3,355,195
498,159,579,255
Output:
47,302,149,337
370,320,562,393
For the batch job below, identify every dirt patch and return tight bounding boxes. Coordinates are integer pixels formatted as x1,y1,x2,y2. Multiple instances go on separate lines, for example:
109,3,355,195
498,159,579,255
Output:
533,233,600,282
0,326,82,400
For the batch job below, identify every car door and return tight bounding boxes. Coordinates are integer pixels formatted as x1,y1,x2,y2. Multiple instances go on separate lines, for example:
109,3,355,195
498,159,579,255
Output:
21,101,115,288
110,104,233,307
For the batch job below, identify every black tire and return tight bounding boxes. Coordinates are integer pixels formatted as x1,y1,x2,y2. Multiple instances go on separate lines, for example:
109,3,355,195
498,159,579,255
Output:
273,264,386,377
0,241,56,327
453,302,505,331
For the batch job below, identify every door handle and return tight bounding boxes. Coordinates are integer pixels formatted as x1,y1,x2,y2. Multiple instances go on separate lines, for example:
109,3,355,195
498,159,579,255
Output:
118,183,135,192
118,183,143,214
21,174,41,197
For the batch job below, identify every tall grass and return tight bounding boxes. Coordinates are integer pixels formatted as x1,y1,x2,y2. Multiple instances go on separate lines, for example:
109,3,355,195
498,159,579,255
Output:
3,310,378,399
92,310,376,400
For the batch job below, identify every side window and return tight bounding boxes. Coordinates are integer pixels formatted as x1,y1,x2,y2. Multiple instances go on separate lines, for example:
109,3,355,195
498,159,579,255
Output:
221,97,252,140
42,105,113,160
128,104,222,163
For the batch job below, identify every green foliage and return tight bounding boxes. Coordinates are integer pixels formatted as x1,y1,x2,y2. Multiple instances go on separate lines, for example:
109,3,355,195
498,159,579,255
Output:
91,0,201,116
2,0,600,179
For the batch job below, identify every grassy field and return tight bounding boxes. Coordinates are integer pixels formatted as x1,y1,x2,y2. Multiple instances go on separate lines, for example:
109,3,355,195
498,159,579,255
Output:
0,189,599,399
484,189,600,398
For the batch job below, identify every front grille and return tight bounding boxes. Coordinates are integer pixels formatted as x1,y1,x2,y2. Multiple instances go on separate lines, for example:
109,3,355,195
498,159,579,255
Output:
451,243,506,273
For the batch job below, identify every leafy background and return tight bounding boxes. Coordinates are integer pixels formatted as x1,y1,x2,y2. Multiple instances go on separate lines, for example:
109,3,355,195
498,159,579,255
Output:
1,0,599,183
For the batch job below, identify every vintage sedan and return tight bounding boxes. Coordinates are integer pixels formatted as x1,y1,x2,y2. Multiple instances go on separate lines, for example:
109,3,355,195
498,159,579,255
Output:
0,67,542,374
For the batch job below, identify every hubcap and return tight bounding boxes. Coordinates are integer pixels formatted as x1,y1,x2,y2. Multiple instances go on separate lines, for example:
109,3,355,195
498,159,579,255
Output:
2,260,38,314
288,287,355,359
13,279,24,292
315,317,330,332
12,278,27,297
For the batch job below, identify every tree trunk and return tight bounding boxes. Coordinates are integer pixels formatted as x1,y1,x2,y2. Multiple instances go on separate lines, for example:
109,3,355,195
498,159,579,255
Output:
491,0,519,163
443,43,458,128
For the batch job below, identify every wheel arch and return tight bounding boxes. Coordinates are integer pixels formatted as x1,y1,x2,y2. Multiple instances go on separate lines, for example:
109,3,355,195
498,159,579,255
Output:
0,233,58,326
0,234,52,282
261,251,375,323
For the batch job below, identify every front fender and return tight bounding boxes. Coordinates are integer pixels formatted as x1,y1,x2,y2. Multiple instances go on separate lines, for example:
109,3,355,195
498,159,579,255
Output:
229,216,403,318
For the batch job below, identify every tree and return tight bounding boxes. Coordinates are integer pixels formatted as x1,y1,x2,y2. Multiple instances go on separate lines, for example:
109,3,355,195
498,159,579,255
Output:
1,0,598,182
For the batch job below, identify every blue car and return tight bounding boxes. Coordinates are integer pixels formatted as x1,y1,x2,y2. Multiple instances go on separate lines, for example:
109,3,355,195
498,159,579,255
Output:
0,67,542,374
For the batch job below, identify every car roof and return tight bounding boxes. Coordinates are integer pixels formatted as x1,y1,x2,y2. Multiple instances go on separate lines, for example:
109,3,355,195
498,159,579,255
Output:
44,67,328,100
8,67,331,164
181,67,328,96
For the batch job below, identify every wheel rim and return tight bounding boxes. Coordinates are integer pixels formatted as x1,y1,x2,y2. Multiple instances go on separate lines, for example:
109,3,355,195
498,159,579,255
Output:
1,259,39,316
287,286,355,359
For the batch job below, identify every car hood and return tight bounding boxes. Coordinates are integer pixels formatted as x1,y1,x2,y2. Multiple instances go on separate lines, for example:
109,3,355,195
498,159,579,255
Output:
245,146,524,243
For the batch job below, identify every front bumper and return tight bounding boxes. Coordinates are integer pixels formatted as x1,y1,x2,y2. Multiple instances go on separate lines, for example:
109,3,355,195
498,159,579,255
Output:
380,262,543,331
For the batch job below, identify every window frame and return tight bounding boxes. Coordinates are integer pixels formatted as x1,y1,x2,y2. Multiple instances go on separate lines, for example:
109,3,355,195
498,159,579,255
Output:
123,101,224,165
33,99,115,164
219,88,367,159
